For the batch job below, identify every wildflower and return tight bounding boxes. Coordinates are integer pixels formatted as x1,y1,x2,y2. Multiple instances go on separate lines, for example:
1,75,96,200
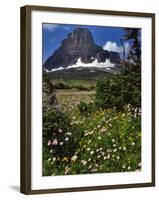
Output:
113,144,116,147
84,132,89,136
88,158,91,162
65,166,70,175
135,107,138,113
52,157,56,161
88,165,92,169
65,137,69,141
60,141,64,146
122,165,126,169
101,152,105,156
99,147,103,151
113,149,117,152
107,154,110,159
128,166,131,170
47,140,51,146
104,156,107,160
47,158,51,162
112,139,115,142
87,148,91,151
131,142,135,146
97,125,101,128
90,151,94,155
81,160,87,165
119,147,122,150
62,157,68,161
52,139,58,145
123,147,126,151
88,140,92,144
71,155,77,162
66,132,72,136
97,155,101,158
98,136,102,140
89,130,94,135
58,128,63,133
116,156,120,160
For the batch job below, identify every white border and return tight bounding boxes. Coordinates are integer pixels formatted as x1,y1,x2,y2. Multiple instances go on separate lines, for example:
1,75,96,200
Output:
31,10,152,190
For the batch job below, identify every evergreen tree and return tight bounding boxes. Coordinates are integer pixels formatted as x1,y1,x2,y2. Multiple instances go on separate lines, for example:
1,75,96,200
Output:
123,28,141,63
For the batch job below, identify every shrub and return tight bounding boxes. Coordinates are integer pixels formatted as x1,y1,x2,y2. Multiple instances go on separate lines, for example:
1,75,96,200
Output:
78,100,97,115
43,108,83,176
54,82,70,89
95,64,141,110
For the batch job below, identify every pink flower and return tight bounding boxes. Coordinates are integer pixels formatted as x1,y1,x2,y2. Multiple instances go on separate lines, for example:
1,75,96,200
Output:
52,139,58,145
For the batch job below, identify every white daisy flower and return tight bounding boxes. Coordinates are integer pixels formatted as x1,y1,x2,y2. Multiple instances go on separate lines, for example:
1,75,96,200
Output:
71,155,77,162
116,156,120,160
59,141,64,146
90,151,94,155
65,137,69,141
52,157,56,161
58,129,63,133
123,147,126,151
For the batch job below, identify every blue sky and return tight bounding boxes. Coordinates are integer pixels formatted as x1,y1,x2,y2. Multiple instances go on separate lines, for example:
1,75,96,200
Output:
42,23,131,63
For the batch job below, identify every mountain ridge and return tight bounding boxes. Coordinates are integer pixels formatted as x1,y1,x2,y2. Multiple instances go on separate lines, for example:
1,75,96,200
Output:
44,28,121,71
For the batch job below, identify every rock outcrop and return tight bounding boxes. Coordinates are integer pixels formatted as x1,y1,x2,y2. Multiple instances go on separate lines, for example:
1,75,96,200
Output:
44,28,121,70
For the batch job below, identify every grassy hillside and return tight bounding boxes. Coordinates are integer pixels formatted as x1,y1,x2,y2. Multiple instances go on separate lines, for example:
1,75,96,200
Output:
47,67,116,80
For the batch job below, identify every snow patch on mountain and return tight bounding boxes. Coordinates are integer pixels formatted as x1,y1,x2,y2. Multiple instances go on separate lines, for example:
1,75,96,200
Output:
45,58,115,72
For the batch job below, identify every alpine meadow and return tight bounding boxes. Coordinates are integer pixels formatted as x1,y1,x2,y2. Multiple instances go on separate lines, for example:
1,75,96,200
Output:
42,24,141,176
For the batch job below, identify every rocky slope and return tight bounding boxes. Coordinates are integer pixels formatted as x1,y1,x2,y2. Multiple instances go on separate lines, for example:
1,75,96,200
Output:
44,28,121,71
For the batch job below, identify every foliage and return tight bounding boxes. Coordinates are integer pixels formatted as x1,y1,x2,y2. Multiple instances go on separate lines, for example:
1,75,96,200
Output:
78,100,97,115
51,79,96,91
43,108,83,175
123,28,141,63
95,64,141,110
43,105,141,176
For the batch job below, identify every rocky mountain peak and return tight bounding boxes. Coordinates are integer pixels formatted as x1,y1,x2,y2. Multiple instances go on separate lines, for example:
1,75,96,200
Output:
44,28,121,70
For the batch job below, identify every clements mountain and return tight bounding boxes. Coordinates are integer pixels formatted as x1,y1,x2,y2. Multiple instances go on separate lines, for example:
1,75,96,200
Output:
43,28,121,71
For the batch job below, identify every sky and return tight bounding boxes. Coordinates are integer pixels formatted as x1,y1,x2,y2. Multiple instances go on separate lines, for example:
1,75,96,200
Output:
42,23,132,64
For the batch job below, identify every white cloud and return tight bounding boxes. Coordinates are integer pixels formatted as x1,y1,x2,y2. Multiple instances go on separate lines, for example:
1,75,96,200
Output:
103,41,130,58
43,24,59,31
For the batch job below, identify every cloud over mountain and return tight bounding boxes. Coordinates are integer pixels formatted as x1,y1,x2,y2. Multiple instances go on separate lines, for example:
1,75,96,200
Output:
103,41,130,58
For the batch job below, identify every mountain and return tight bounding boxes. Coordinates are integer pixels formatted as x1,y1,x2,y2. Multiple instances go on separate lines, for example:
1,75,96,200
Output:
44,28,121,71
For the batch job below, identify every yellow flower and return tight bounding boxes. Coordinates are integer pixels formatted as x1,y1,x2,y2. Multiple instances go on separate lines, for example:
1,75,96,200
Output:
62,157,68,161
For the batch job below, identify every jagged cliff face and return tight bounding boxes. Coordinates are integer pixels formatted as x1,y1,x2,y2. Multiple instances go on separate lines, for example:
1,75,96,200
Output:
44,28,121,70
